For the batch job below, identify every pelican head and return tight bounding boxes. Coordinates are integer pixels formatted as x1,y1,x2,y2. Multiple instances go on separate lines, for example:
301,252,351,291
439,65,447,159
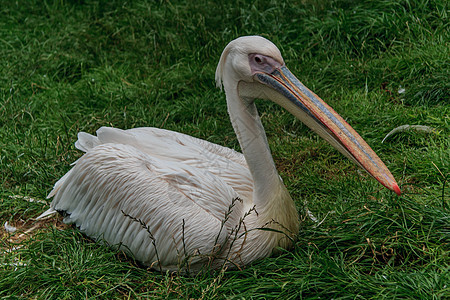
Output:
216,36,401,195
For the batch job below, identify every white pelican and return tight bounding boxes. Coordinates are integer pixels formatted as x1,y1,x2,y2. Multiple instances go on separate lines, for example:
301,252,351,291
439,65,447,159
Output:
39,36,401,272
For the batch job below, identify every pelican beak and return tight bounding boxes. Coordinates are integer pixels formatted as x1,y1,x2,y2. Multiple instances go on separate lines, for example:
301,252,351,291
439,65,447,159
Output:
255,66,401,195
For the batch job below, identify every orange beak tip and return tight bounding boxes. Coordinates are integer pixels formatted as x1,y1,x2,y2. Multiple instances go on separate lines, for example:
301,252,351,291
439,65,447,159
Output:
393,184,401,196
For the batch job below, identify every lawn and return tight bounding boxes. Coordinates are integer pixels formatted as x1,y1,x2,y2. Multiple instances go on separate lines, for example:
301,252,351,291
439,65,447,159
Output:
0,0,448,298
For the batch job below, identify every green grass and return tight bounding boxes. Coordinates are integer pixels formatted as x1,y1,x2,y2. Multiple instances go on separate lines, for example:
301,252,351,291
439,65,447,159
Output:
1,0,448,298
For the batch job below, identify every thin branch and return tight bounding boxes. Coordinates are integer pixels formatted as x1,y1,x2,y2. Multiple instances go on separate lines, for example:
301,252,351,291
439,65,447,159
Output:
121,210,162,273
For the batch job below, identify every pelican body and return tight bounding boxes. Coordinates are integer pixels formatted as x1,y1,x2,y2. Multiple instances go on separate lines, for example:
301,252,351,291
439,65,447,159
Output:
42,36,400,272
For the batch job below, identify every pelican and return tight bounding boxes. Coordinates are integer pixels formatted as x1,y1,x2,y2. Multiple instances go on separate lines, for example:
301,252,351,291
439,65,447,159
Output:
39,36,400,272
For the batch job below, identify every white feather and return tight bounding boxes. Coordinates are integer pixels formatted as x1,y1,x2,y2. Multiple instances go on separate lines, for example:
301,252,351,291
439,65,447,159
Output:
51,142,245,268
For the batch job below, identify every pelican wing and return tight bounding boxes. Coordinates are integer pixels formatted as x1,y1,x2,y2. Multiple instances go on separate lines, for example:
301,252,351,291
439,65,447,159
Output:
74,127,253,200
49,142,243,270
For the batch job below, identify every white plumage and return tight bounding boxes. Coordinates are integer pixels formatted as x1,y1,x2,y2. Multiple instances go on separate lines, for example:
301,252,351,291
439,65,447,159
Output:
41,36,400,272
47,126,296,271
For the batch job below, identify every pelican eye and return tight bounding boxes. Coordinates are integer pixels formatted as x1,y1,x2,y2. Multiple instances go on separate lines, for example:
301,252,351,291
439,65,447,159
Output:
249,53,278,74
